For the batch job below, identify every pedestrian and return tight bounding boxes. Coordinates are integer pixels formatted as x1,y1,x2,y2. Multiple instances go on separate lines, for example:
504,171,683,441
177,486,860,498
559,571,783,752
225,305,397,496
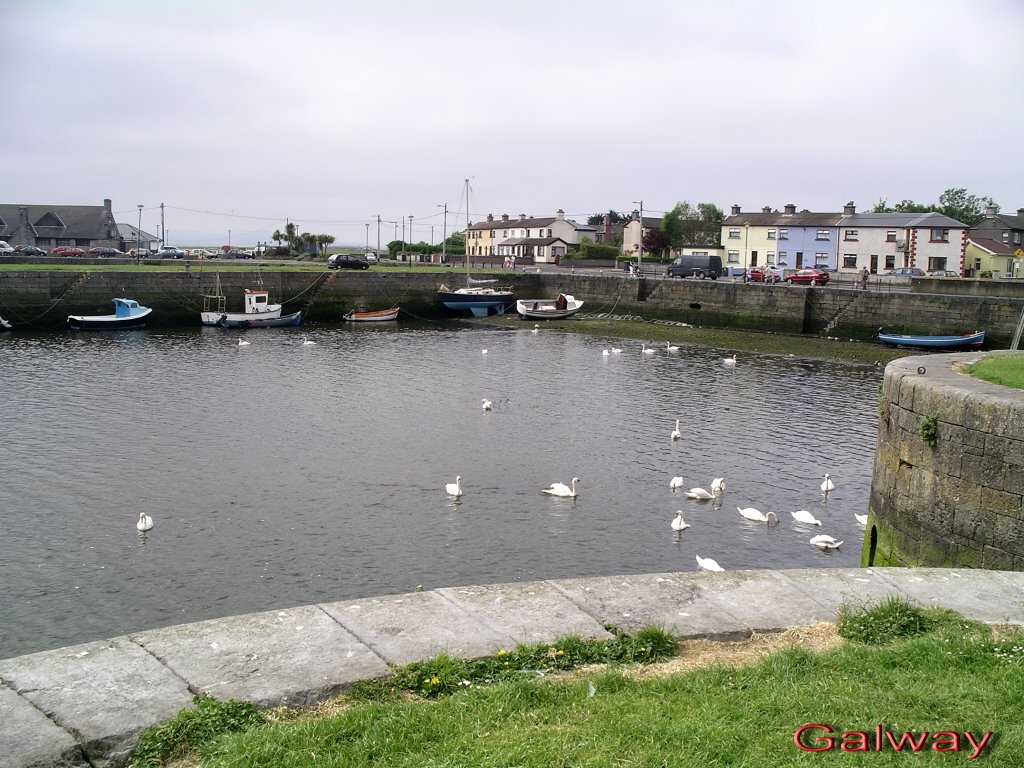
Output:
860,267,869,289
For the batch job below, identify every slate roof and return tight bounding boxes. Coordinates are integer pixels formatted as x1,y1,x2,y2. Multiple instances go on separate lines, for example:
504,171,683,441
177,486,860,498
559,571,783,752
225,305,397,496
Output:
988,211,1024,229
724,212,842,227
0,203,118,240
499,236,570,246
837,211,968,228
118,223,159,241
969,237,1015,255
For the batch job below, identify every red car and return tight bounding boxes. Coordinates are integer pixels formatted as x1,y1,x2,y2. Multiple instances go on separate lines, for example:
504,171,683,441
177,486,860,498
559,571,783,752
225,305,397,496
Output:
785,268,830,285
52,246,85,256
747,266,784,283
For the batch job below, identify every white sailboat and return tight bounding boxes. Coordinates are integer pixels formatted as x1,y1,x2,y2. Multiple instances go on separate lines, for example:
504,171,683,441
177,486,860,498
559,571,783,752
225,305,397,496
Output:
438,179,514,317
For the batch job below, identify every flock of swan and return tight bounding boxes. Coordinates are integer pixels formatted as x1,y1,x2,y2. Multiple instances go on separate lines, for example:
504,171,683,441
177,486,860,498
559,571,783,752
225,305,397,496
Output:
445,474,581,499
604,342,739,368
236,336,317,347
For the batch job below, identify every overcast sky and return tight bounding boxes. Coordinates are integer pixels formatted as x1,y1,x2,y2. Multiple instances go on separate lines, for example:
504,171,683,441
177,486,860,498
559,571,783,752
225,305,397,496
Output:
3,0,1022,247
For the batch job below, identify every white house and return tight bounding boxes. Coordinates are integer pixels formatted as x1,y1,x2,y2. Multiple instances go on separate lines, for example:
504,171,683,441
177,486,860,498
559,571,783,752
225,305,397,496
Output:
836,203,968,274
467,210,597,263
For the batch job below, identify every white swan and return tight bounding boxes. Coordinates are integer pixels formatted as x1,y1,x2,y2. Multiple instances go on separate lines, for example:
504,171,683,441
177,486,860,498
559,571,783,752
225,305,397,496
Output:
666,341,680,352
671,512,691,531
542,477,580,497
445,475,463,497
821,473,835,495
791,510,822,526
136,512,153,532
302,337,316,345
602,349,610,356
611,348,623,354
670,419,681,441
738,507,779,524
531,324,540,334
696,554,725,572
238,338,250,346
686,488,715,500
810,534,843,550
722,354,737,366
855,513,868,526
641,343,655,355
710,477,725,495
481,399,492,411
669,476,684,491
481,349,488,355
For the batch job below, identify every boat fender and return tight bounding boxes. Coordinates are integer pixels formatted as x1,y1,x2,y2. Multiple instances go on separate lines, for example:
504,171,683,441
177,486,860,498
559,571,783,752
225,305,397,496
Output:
917,366,926,375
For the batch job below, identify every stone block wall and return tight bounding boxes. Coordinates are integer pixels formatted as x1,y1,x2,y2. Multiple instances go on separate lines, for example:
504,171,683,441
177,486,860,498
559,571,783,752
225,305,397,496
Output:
864,350,1024,571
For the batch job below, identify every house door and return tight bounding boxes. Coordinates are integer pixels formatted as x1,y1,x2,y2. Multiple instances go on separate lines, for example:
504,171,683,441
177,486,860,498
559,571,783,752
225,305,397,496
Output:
870,254,878,274
750,250,758,267
795,251,803,268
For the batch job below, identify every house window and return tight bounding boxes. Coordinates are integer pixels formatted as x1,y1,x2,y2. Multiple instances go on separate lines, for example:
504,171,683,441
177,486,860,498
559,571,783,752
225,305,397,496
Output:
1015,233,1021,245
844,230,858,241
503,230,508,238
816,230,830,240
767,229,776,240
777,251,787,264
886,231,897,242
766,251,776,264
547,229,552,237
526,230,530,238
885,255,895,270
727,250,740,263
815,253,829,265
778,228,788,239
930,228,949,242
843,254,858,268
728,228,741,239
1002,231,1010,243
928,258,947,272
57,238,72,246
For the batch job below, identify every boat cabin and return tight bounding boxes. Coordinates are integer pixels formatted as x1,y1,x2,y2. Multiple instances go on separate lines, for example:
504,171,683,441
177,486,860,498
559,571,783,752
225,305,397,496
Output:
244,289,272,314
112,298,144,317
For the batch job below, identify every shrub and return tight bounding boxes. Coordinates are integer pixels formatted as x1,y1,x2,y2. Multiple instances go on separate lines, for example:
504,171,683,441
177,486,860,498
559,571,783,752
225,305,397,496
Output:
838,596,932,644
917,413,939,447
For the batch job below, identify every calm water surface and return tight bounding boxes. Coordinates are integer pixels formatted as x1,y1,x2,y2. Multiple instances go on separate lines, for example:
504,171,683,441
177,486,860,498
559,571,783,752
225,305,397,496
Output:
0,323,882,658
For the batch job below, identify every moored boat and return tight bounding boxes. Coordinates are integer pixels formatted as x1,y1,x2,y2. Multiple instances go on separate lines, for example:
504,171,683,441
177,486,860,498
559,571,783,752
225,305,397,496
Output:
343,306,400,322
201,286,285,326
875,329,985,349
516,294,583,320
216,310,301,328
68,298,152,330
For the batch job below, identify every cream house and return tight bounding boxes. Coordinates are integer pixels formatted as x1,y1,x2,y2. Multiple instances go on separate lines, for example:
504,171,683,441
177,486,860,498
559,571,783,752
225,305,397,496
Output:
466,210,596,263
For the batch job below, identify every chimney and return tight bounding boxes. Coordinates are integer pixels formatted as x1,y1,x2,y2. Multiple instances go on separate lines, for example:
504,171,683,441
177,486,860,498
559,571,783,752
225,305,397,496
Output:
556,209,565,220
501,214,509,222
603,214,611,240
762,206,771,214
487,213,493,222
784,203,796,214
519,214,526,220
1017,208,1024,216
731,204,741,215
843,201,856,215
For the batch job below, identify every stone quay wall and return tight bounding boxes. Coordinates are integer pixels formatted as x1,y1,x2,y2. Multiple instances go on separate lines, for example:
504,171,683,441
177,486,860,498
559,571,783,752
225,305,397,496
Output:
0,269,1022,344
864,350,1024,570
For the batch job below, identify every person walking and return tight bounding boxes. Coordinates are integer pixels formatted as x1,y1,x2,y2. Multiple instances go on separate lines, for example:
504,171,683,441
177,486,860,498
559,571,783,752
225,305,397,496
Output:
860,266,869,290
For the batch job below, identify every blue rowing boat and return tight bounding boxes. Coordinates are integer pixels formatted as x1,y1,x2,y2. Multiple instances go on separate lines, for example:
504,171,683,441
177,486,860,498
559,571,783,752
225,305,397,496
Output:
875,330,985,349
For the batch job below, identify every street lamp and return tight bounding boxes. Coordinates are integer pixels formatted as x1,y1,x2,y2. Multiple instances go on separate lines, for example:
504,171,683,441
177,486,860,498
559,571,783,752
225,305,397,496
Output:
409,215,414,263
136,204,142,259
632,200,643,273
365,223,369,253
438,203,447,264
744,223,750,280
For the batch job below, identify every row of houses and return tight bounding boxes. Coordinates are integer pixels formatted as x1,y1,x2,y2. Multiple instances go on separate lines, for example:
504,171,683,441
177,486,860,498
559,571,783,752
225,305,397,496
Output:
3,198,1022,277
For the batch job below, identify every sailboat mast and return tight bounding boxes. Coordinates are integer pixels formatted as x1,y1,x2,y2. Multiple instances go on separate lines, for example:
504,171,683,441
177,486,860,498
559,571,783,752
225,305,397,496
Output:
464,178,470,277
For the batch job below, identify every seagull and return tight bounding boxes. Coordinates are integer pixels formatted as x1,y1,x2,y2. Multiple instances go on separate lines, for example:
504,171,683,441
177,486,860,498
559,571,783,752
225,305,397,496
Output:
722,354,737,366
641,343,655,355
710,477,725,495
696,554,725,572
238,338,251,346
791,510,822,526
445,475,463,497
669,476,684,492
738,507,779,524
531,324,540,334
302,337,316,345
821,473,835,495
671,512,691,531
666,341,680,352
686,488,716,500
542,477,580,497
481,399,492,411
855,513,868,526
671,419,681,441
810,534,843,550
136,512,153,532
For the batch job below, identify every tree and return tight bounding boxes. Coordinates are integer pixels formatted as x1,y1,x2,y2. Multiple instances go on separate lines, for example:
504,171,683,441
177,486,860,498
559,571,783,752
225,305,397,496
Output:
661,201,725,252
870,189,997,225
315,234,335,257
587,210,628,226
642,228,670,257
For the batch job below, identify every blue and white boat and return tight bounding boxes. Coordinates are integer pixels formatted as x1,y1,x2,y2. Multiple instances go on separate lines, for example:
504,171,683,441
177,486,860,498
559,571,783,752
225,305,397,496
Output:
67,298,152,330
875,330,985,349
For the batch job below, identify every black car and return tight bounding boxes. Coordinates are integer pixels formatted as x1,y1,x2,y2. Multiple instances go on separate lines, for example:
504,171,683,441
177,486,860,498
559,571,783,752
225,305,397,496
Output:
328,254,370,270
14,245,48,256
88,246,126,258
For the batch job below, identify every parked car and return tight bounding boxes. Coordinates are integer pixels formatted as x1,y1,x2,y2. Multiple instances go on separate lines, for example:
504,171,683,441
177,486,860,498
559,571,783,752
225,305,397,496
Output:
364,252,379,263
14,245,48,256
223,249,253,259
665,254,722,279
928,269,959,277
785,268,830,285
0,241,15,253
328,253,371,270
885,267,926,277
88,246,125,258
52,246,85,256
127,248,151,258
158,246,187,259
747,265,784,283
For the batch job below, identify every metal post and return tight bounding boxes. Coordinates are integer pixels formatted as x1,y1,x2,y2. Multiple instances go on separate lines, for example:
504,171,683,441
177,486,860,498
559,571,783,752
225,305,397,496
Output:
439,203,447,263
376,214,381,257
136,204,142,259
632,200,644,273
365,223,369,253
409,215,414,263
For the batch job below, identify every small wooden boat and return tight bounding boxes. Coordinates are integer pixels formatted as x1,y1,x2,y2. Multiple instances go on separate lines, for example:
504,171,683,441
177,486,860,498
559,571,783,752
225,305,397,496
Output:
343,306,400,322
875,329,985,349
68,298,152,330
217,310,301,328
516,294,584,320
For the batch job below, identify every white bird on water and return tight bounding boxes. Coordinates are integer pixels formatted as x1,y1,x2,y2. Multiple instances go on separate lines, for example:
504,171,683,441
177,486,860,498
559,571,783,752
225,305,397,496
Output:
696,554,725,572
738,507,779,524
542,477,580,498
821,473,835,495
855,513,868,526
238,338,250,347
810,534,843,550
710,477,725,495
302,337,316,345
722,354,737,366
791,510,822,526
686,488,716,500
669,476,685,492
136,512,153,532
531,324,540,334
481,399,492,411
641,343,655,355
481,349,488,355
602,349,610,356
445,475,463,497
671,512,691,531
671,419,682,441
611,348,623,354
666,341,680,352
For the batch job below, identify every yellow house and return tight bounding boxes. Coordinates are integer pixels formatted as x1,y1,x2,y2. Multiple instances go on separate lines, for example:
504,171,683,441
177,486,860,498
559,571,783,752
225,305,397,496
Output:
965,238,1020,278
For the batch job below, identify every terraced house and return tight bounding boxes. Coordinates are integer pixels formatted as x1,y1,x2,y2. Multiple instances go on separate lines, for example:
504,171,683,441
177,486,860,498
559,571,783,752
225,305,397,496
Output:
965,205,1024,277
466,210,597,263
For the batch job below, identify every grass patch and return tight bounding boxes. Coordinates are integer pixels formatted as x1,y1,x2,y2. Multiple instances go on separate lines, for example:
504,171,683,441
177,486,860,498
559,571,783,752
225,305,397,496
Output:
964,353,1024,389
174,614,1024,768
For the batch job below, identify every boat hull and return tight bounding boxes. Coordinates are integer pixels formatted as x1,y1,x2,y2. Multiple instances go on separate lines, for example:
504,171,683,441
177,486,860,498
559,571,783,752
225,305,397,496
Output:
68,307,152,330
201,308,282,326
439,288,515,317
217,310,302,328
344,307,400,322
877,331,985,349
516,298,584,320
